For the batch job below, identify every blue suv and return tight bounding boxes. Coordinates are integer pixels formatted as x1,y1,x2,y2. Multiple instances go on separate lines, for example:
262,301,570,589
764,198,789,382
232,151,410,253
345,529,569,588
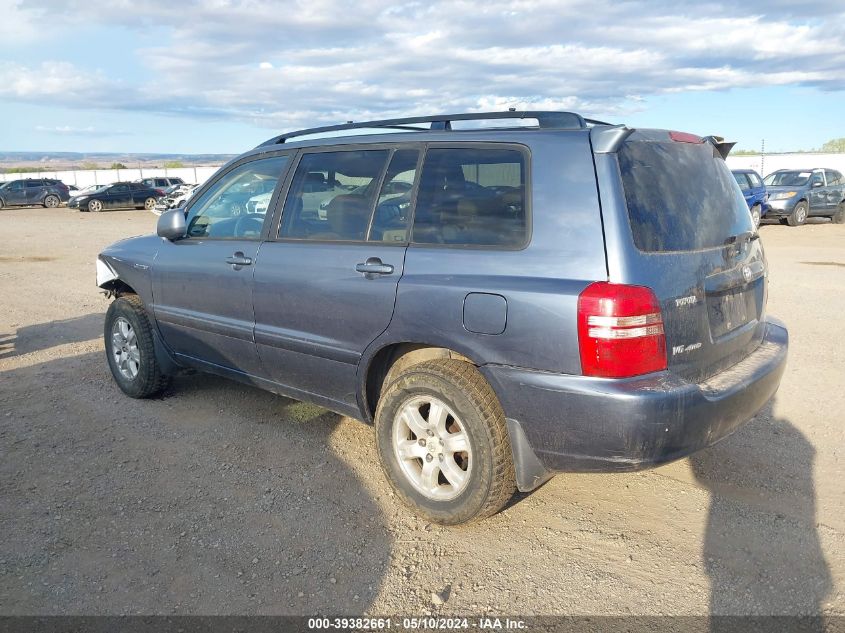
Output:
763,168,845,226
731,169,769,227
96,112,788,524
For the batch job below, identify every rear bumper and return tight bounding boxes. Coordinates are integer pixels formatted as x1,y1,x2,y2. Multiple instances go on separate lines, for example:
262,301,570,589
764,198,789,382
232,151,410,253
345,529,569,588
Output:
482,318,788,485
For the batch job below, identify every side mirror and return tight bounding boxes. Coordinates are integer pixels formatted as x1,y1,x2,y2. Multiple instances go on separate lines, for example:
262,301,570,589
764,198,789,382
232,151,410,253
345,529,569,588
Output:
812,181,823,188
157,208,187,240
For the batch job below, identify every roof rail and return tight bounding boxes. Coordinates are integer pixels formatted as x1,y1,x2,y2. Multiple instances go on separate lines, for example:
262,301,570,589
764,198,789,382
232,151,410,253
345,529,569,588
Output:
257,110,594,146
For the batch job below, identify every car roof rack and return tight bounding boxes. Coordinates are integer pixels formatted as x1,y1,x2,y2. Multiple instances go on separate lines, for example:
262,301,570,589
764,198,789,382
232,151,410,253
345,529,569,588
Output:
258,110,608,146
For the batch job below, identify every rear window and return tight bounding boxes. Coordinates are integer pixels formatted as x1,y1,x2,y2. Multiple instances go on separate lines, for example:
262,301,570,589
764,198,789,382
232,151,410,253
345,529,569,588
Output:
618,140,752,252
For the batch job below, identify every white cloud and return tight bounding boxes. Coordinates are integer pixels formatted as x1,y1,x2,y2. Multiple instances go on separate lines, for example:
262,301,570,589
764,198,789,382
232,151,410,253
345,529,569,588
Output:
3,0,845,133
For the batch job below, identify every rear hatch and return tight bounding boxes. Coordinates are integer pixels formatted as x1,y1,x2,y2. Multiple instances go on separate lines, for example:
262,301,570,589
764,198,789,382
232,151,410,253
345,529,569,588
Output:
614,130,766,382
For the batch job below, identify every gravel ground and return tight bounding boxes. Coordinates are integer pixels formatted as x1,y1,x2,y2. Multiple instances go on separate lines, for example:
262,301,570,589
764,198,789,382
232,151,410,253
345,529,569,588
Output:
0,207,842,617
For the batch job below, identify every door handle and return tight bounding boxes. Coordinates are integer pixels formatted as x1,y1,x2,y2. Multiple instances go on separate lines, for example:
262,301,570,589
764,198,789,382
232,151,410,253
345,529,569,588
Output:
355,257,394,278
225,252,253,270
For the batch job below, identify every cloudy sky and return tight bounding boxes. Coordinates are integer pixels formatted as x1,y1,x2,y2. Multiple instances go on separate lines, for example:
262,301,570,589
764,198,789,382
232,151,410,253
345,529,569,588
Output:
1,0,844,154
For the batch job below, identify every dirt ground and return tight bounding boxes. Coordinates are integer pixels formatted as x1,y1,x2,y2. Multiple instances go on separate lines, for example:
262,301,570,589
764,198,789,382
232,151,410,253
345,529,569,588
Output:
0,207,842,618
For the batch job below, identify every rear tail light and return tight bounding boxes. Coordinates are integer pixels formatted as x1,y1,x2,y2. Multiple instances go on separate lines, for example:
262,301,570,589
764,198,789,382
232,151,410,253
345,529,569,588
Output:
577,282,667,378
154,189,165,196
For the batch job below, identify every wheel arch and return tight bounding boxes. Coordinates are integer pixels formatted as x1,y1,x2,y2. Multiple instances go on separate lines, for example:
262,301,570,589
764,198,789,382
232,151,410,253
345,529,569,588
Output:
359,342,477,424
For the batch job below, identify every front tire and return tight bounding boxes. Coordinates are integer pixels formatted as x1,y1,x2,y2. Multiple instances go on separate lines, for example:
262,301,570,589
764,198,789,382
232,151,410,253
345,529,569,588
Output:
105,295,169,398
832,203,845,224
43,194,60,208
88,199,103,213
787,200,808,226
144,197,157,211
375,359,516,525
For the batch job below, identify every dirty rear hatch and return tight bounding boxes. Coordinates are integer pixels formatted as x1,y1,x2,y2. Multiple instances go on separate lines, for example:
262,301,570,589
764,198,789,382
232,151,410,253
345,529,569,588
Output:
613,130,766,383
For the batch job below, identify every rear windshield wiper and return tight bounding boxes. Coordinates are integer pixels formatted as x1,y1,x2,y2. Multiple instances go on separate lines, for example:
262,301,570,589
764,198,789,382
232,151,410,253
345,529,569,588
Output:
723,231,759,246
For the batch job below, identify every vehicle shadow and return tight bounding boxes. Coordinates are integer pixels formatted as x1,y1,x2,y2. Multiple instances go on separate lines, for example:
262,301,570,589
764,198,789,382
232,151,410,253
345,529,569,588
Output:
690,401,832,630
0,350,392,615
0,313,103,359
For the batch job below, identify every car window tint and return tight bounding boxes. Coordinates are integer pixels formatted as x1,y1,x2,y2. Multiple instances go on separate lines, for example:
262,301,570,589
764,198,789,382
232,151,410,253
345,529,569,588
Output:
732,173,750,190
619,141,751,252
112,184,129,194
748,172,762,187
186,155,289,240
369,149,419,243
26,180,43,188
412,147,527,247
280,150,389,241
824,170,839,186
811,172,824,186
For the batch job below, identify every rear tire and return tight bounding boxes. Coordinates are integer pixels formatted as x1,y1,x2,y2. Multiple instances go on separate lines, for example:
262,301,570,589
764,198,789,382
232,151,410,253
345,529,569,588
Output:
43,194,60,208
833,203,845,224
375,359,516,525
787,200,808,226
104,295,169,398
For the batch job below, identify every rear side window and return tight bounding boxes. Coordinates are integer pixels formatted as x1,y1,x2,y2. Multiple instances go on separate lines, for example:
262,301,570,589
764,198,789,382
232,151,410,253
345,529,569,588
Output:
748,172,763,187
618,140,752,252
412,147,527,247
280,150,390,241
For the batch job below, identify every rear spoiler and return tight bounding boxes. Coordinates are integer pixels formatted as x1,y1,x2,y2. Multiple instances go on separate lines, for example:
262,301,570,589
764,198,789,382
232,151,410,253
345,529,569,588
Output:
705,135,737,160
591,127,737,159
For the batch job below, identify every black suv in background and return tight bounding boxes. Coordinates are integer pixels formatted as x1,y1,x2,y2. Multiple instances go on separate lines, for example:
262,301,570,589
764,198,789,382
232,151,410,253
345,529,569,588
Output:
136,177,185,194
0,179,70,208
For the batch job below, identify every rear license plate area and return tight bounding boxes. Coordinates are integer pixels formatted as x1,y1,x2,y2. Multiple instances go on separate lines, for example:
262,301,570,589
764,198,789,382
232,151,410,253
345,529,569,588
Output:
708,289,750,337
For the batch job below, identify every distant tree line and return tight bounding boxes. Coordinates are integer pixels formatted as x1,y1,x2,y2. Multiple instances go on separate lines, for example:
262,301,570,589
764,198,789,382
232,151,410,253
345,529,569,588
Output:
732,137,845,155
3,159,188,173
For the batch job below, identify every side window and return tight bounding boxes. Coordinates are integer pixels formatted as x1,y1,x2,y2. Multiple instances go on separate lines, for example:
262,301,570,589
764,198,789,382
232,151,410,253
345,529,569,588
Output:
280,150,389,241
26,180,43,188
733,173,750,191
748,172,763,188
412,147,527,247
370,149,420,243
111,184,129,194
8,181,24,191
824,170,840,186
186,155,289,240
811,172,825,187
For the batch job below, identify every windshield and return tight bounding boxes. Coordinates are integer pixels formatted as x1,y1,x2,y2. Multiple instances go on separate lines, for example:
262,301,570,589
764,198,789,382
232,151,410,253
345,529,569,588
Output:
618,140,752,252
764,171,810,187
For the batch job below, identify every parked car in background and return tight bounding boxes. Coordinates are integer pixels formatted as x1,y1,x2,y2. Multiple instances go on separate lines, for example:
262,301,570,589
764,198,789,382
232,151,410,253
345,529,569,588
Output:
731,169,769,227
96,111,788,525
136,177,185,194
0,178,70,208
69,184,108,201
68,181,163,212
154,184,198,213
763,168,845,225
